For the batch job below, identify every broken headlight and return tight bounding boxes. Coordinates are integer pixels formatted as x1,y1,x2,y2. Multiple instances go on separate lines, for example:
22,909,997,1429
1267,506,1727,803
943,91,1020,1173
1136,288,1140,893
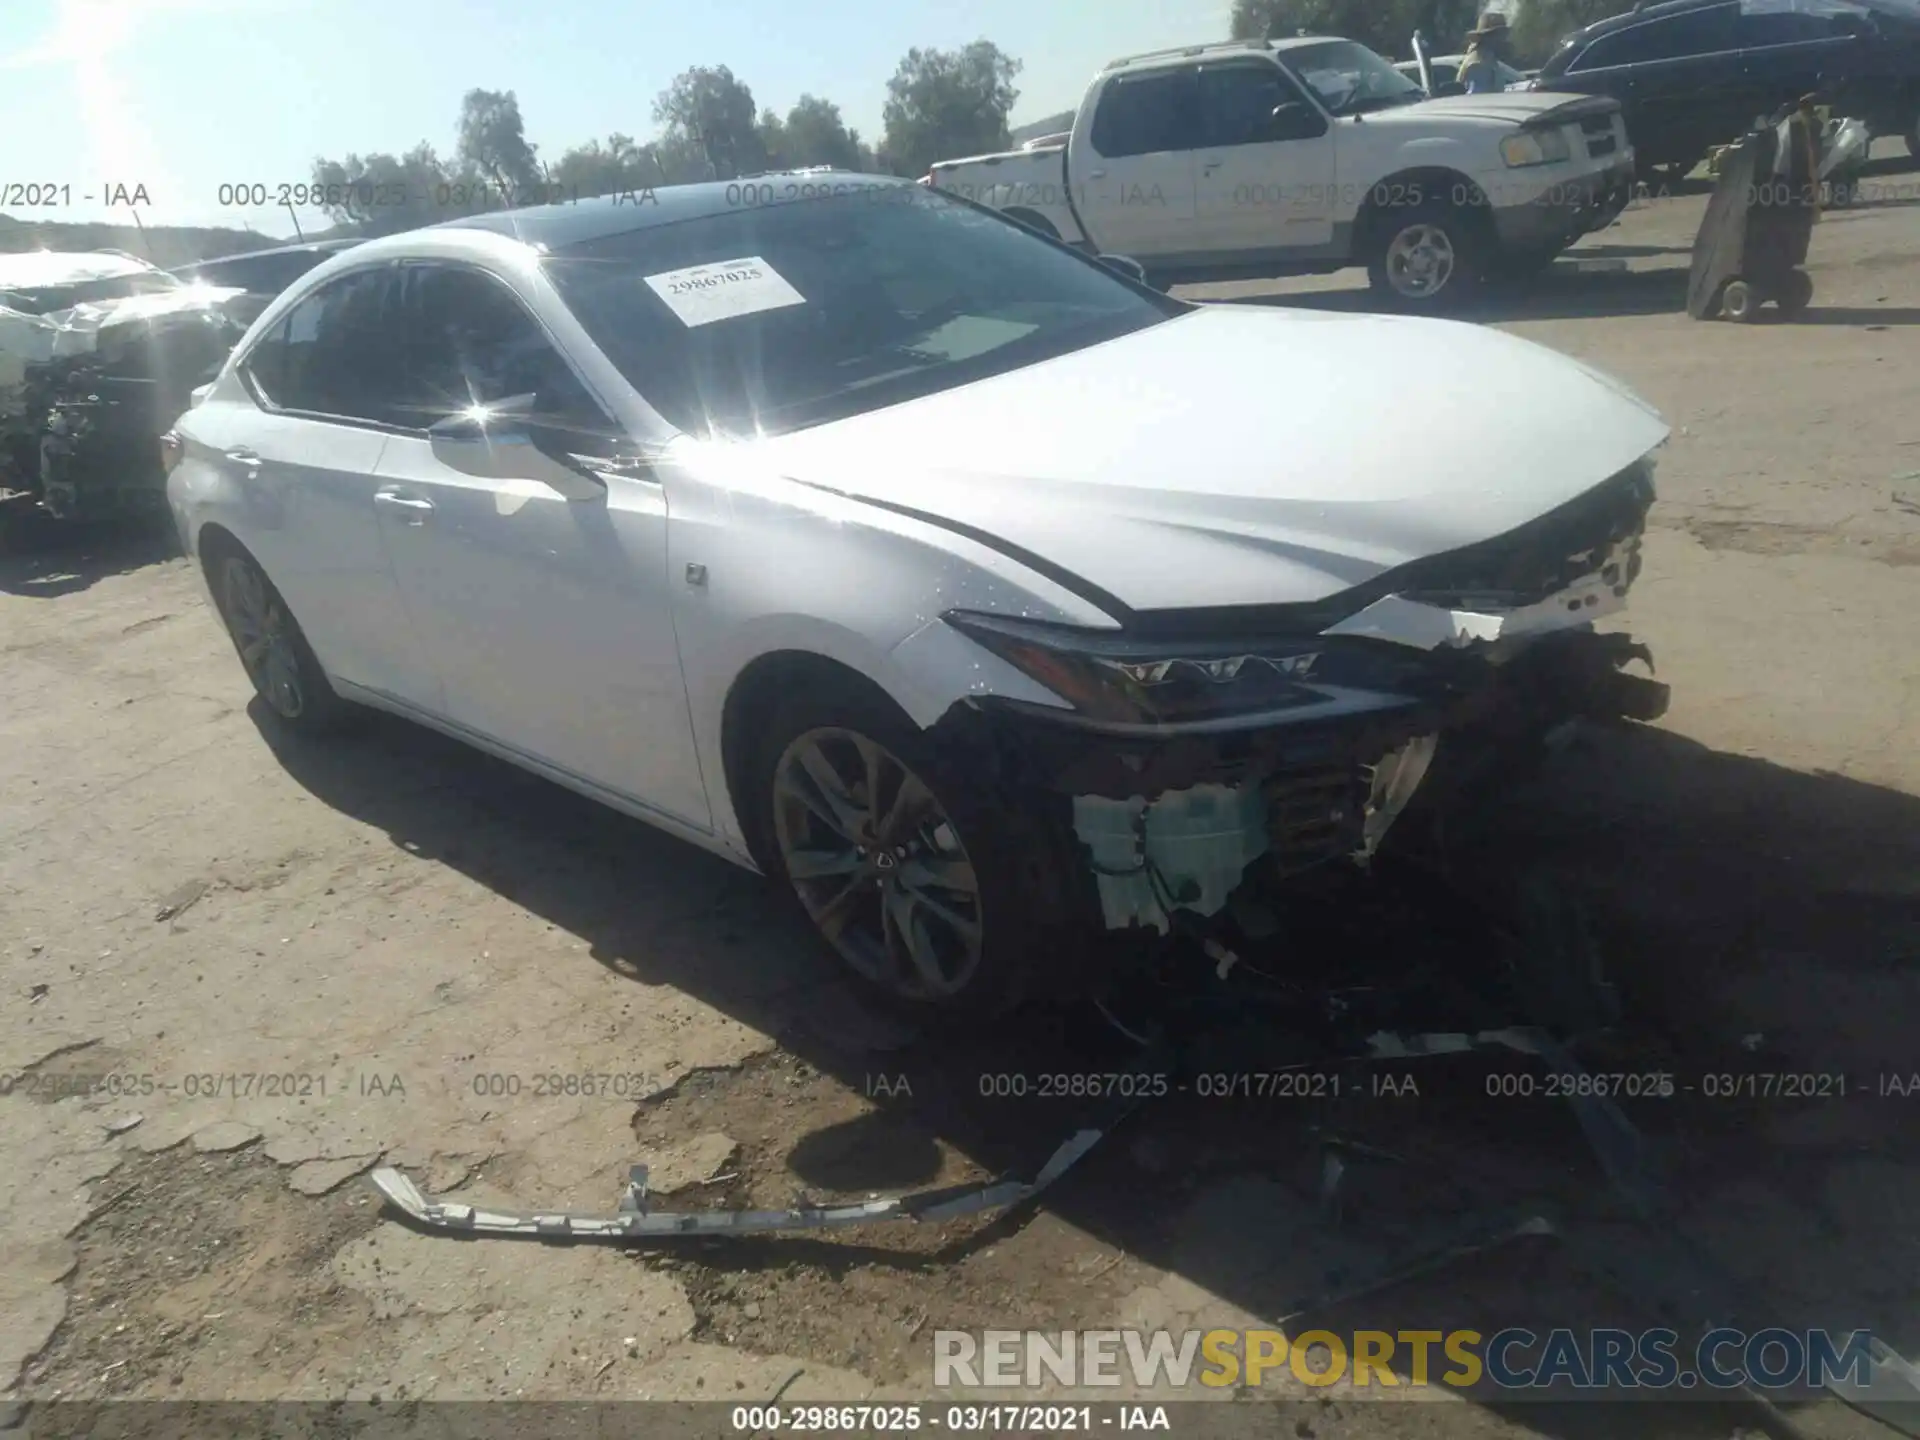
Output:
943,610,1336,725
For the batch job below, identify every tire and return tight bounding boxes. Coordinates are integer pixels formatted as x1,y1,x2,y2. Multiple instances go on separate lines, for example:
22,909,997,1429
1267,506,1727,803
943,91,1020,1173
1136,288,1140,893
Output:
207,547,352,735
1719,278,1758,323
1366,199,1485,310
1777,269,1814,316
746,679,1047,1019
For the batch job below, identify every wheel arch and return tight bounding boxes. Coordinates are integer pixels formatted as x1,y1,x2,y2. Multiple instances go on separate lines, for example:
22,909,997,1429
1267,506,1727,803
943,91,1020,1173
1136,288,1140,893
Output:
1001,206,1061,239
718,649,912,868
1353,167,1495,251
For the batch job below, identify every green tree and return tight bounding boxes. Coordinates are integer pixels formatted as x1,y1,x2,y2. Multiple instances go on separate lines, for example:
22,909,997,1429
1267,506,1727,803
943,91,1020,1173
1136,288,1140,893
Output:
881,41,1022,177
455,89,544,201
309,143,459,236
549,133,661,198
654,65,766,181
782,95,863,169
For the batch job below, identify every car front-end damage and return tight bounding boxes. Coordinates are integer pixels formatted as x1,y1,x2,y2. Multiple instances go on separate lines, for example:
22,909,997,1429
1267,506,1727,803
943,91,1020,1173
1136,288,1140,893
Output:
1,277,243,522
924,458,1667,944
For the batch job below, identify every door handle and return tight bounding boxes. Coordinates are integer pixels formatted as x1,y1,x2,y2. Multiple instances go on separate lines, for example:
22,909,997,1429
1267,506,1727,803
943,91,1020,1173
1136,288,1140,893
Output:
1202,160,1223,176
224,447,261,469
374,489,434,525
1086,168,1107,178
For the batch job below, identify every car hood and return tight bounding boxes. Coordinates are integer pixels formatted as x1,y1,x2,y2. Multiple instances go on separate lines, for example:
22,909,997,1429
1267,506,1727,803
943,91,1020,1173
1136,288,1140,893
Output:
1365,90,1606,126
750,304,1668,617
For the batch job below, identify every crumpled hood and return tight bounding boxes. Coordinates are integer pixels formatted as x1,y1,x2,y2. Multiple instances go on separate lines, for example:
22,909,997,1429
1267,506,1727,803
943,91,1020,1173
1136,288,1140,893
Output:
752,304,1668,616
0,286,244,367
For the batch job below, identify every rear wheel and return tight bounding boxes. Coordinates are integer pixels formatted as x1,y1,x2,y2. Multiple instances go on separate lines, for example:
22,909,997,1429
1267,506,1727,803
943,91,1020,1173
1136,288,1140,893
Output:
1366,199,1485,310
210,548,352,734
750,681,1045,1018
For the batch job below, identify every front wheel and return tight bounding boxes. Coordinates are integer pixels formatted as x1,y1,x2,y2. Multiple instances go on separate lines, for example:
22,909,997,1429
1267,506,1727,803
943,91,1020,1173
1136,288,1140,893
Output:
1366,200,1485,310
750,683,1047,1018
211,549,352,734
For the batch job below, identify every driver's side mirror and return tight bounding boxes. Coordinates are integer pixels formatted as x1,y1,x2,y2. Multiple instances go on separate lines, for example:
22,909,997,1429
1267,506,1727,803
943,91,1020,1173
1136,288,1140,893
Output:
1430,80,1466,98
426,392,608,502
1096,253,1150,285
1269,101,1330,141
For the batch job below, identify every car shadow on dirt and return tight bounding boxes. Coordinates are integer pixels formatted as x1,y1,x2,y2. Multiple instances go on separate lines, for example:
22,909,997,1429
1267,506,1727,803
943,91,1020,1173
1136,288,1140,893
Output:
1231,266,1694,323
0,510,180,597
258,704,1920,1431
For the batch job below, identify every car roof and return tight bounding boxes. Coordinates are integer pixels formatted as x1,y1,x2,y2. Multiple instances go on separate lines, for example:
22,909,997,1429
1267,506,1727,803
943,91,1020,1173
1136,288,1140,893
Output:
1578,0,1740,37
175,237,362,273
432,171,913,252
0,250,163,289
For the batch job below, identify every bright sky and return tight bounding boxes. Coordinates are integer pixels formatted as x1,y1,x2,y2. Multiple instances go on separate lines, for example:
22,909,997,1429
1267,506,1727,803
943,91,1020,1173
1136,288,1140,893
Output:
2,0,1229,238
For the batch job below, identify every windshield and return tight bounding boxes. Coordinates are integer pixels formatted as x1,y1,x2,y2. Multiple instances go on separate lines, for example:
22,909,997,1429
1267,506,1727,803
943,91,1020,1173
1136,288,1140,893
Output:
1280,40,1427,114
0,269,181,317
544,184,1179,439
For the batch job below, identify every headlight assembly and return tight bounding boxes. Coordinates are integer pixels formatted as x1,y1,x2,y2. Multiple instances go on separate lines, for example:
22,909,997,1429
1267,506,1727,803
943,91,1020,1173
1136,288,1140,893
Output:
1501,129,1571,167
942,610,1333,725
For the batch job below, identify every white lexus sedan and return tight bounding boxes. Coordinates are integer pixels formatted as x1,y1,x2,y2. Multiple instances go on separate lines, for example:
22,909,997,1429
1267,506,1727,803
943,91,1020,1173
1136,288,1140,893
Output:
167,174,1670,1017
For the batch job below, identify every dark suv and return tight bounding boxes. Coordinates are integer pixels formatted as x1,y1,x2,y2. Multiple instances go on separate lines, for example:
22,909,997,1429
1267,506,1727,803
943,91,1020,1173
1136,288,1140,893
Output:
1532,0,1920,181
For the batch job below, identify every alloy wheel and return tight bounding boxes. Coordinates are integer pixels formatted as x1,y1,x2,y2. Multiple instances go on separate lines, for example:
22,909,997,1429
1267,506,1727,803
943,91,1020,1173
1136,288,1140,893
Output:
221,557,305,719
771,726,984,1001
1385,222,1457,299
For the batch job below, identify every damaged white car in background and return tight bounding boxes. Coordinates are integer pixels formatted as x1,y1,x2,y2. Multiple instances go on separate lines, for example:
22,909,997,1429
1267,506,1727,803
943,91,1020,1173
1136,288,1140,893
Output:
166,174,1670,1018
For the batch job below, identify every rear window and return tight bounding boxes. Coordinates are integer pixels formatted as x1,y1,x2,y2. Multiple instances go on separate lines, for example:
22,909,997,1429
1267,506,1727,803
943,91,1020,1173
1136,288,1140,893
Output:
1089,68,1202,157
543,185,1178,439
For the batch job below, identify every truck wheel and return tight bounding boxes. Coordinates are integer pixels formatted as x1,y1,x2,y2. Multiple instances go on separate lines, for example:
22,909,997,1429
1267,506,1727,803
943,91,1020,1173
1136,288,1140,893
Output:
1367,200,1484,310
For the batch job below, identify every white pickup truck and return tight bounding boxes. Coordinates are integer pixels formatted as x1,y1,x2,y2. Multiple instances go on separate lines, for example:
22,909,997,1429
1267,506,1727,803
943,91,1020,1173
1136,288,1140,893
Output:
927,36,1636,308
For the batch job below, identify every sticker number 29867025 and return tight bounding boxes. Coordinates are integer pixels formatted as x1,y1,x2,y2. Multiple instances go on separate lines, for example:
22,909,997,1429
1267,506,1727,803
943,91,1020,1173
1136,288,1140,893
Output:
642,255,806,328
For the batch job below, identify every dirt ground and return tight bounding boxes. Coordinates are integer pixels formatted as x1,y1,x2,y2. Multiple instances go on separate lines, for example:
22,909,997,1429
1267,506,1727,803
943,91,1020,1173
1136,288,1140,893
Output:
3,151,1918,1438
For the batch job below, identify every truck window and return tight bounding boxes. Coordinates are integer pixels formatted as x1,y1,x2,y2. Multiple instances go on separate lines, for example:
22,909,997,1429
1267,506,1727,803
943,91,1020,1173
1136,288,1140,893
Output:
1572,4,1740,67
1089,68,1202,157
1197,63,1318,147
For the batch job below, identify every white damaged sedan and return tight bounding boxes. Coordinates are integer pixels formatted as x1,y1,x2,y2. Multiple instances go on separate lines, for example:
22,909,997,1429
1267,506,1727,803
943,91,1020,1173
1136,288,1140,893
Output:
166,174,1670,1016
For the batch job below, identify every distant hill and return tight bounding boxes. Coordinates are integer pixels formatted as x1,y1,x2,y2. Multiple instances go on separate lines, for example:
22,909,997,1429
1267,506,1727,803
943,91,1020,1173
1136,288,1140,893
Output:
0,214,310,269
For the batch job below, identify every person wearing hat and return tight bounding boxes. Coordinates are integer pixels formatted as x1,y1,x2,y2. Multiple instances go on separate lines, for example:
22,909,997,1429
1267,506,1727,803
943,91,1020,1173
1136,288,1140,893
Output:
1456,12,1513,94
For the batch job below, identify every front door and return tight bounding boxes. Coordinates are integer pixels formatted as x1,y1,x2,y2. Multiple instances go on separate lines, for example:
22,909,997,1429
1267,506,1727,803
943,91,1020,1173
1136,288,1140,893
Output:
1078,64,1201,261
370,262,712,829
1192,59,1336,256
219,265,432,709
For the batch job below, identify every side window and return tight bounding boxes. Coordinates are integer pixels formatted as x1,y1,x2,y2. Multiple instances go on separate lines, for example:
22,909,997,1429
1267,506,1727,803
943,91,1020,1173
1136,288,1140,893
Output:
1089,68,1202,158
1576,5,1739,66
392,265,614,437
1737,0,1864,44
1198,64,1320,147
240,315,290,407
241,268,398,422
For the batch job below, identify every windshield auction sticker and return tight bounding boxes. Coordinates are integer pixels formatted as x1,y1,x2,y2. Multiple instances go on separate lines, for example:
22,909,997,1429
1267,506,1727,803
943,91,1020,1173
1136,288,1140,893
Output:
643,256,805,328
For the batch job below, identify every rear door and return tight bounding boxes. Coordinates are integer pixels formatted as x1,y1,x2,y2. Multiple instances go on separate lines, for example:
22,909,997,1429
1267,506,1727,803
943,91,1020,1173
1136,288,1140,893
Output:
369,262,712,828
1077,66,1201,259
1191,58,1336,255
1567,4,1744,168
1735,0,1872,120
220,266,433,709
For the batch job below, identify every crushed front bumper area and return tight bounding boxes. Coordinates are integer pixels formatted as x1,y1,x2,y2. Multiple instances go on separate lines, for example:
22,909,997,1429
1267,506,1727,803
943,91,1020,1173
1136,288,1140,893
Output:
935,626,1668,940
